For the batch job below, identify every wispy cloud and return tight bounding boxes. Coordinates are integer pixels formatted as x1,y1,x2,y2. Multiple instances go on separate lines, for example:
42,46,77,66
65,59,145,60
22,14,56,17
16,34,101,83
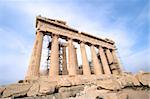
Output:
0,0,149,84
124,49,149,73
0,27,31,84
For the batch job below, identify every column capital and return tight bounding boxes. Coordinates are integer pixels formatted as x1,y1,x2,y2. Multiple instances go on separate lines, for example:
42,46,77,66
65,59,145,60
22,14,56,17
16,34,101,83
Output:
66,37,73,41
98,45,103,48
74,46,77,49
60,42,68,47
79,41,92,46
51,34,59,38
79,40,85,44
36,30,44,35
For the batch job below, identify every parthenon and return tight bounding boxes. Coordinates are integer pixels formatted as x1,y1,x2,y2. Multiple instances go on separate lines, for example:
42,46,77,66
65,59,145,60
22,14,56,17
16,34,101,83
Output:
1,16,150,99
25,16,122,79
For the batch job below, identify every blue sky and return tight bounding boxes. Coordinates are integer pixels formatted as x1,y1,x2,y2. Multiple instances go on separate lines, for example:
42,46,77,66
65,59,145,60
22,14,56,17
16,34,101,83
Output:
0,0,149,84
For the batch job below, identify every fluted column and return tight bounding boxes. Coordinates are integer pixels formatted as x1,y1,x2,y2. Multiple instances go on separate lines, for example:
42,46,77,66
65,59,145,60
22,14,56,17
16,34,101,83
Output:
99,46,111,74
111,50,122,74
62,46,68,75
26,31,44,79
73,47,79,74
105,49,113,65
49,35,59,77
80,42,91,75
90,45,103,75
68,39,77,75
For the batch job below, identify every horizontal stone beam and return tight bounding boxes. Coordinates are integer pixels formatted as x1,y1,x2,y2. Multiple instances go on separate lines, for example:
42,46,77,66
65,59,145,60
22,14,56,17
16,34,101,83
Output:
36,16,115,49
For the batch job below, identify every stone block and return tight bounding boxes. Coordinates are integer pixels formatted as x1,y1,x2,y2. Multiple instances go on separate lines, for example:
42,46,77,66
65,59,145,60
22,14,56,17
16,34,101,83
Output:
27,83,39,96
96,78,121,90
57,76,72,87
39,81,56,94
116,74,140,87
69,76,88,85
118,93,128,99
16,96,35,99
59,92,74,99
58,85,84,98
127,90,149,99
0,87,5,97
136,72,150,86
95,93,118,99
2,83,32,98
59,85,84,93
105,93,118,99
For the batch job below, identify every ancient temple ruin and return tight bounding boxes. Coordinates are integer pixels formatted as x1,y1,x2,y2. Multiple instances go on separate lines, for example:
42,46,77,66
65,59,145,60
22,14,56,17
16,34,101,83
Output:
26,16,122,79
1,16,149,99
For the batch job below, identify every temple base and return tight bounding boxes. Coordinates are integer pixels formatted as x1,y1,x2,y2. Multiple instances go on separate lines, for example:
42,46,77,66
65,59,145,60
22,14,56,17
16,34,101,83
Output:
1,72,150,99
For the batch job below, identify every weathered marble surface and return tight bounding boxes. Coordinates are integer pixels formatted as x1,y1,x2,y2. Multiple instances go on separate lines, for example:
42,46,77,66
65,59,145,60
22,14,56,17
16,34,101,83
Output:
0,72,150,99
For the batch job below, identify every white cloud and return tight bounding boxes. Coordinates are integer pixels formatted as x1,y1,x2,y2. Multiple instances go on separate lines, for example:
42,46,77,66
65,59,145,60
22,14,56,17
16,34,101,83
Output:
0,1,149,84
9,2,149,70
123,49,149,73
0,27,32,84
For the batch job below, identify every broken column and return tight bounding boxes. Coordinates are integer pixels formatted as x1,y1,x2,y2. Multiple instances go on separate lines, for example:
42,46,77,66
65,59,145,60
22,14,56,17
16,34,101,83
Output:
68,39,77,75
99,46,111,74
90,45,103,75
49,35,59,77
26,31,44,79
80,42,91,75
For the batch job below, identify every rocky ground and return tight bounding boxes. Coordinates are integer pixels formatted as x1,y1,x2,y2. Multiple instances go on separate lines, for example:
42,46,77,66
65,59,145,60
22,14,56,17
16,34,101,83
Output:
0,72,150,99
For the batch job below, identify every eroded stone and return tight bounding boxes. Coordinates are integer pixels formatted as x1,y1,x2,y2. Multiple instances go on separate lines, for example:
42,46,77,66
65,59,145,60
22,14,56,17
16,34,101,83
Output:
0,87,5,96
39,81,56,94
116,74,140,88
136,72,150,86
2,83,32,98
96,78,121,90
27,83,39,96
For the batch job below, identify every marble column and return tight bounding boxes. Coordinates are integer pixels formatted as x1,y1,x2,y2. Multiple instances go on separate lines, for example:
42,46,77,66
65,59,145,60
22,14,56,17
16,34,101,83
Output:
111,50,122,74
80,42,91,75
62,46,68,75
49,35,59,77
99,46,111,74
68,39,77,75
90,45,103,75
26,31,44,79
111,50,118,63
105,49,113,65
73,47,79,74
110,64,119,74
